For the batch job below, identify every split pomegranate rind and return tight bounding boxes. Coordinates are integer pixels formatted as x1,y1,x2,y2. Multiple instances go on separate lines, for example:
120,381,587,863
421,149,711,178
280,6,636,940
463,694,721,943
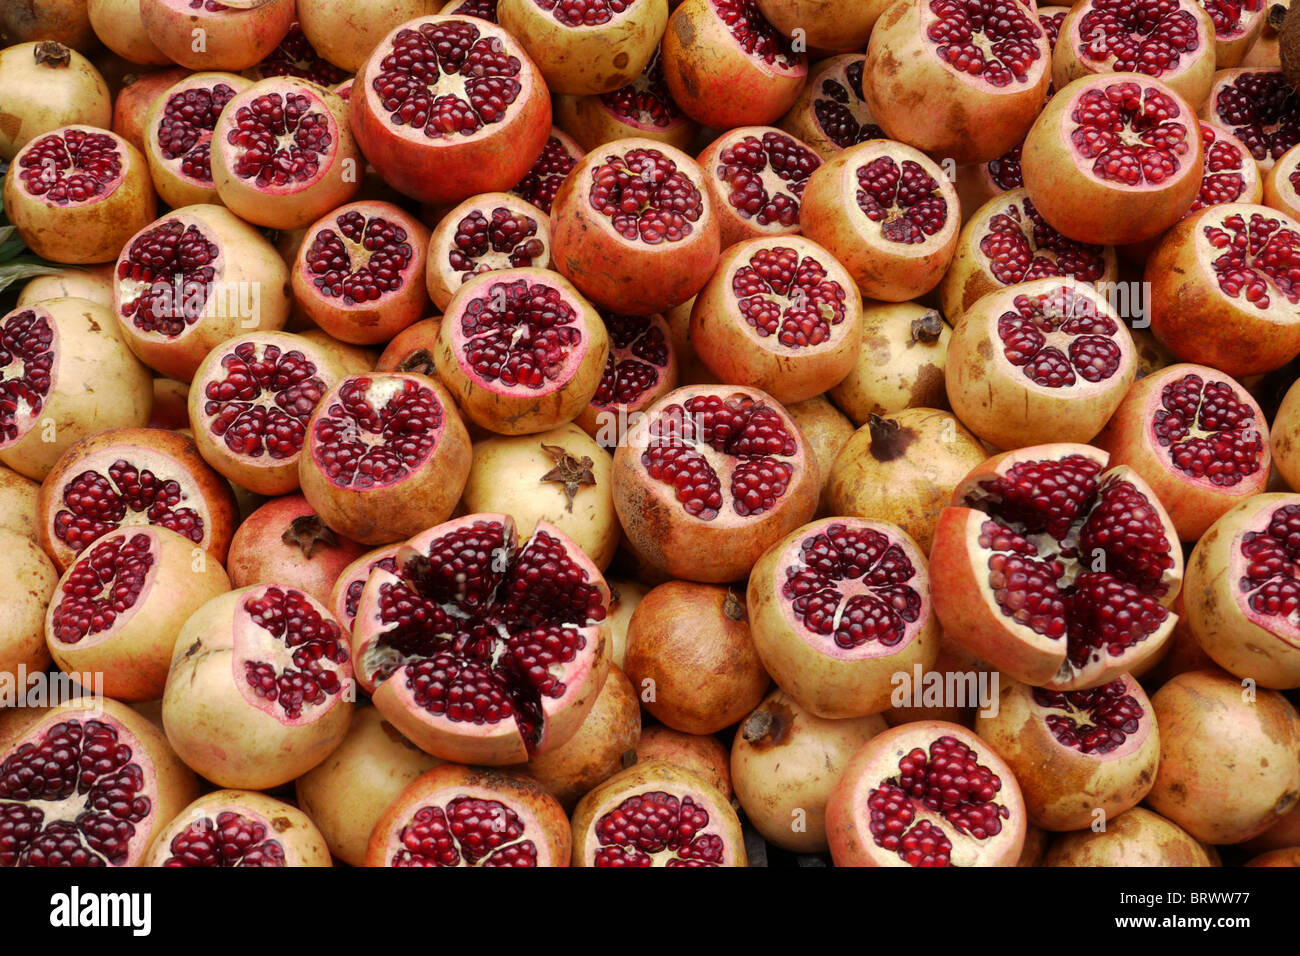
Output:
1202,68,1300,169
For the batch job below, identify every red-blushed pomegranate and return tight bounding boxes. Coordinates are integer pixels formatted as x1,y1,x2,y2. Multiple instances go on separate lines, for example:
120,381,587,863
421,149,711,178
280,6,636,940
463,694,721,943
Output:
368,763,571,866
826,409,986,555
612,384,819,583
112,204,292,382
784,396,854,515
1183,494,1300,687
0,531,58,682
660,0,807,129
946,278,1138,450
975,674,1159,831
148,378,193,429
863,0,1051,165
92,0,171,65
603,577,648,668
351,513,612,764
425,193,551,311
938,190,1120,322
143,789,331,866
1201,68,1300,169
298,0,442,73
777,55,882,161
930,443,1184,688
37,426,240,571
570,759,745,865
1146,669,1300,842
137,0,296,71
756,0,884,51
635,724,730,795
1264,141,1300,218
462,423,618,570
434,268,609,435
0,42,111,161
554,44,698,151
210,78,361,230
732,689,887,853
327,545,402,636
113,68,191,155
623,580,769,733
1041,806,1213,864
577,312,678,449
497,0,667,95
0,699,199,867
825,721,1027,867
1245,0,1288,66
3,0,96,52
142,72,252,208
245,21,351,86
45,526,231,701
696,127,822,250
799,139,959,302
550,138,721,314
688,236,861,405
298,372,471,545
828,304,951,424
296,706,441,866
1204,0,1268,66
375,318,441,377
1095,363,1270,539
1272,375,1300,490
0,468,41,539
350,15,552,205
510,127,583,214
1145,202,1300,377
161,583,354,789
292,201,430,345
747,518,940,719
0,298,153,482
3,126,156,265
16,265,115,310
515,664,640,810
1053,0,1215,109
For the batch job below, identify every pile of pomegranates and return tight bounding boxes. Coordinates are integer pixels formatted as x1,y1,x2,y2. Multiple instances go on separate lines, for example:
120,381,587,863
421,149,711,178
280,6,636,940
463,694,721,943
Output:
3,0,1300,877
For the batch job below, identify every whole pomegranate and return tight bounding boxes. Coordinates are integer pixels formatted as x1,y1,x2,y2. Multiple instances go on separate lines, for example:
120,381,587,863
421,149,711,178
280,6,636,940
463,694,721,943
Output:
137,0,296,71
0,42,111,160
143,790,332,867
0,531,58,683
828,304,951,424
297,0,442,73
604,577,649,668
3,0,97,51
16,264,114,309
783,396,854,514
755,0,883,52
635,724,730,796
0,468,40,539
1041,806,1212,865
1271,374,1300,490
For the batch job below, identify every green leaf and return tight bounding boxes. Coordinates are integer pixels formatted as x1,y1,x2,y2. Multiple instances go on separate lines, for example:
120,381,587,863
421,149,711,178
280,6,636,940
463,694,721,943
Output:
0,259,67,292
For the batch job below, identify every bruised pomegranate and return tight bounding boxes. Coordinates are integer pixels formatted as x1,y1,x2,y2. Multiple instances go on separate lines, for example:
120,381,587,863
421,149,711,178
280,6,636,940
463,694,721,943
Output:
777,55,882,161
554,44,698,151
425,193,551,311
142,72,251,208
137,0,296,71
577,312,678,449
375,318,441,377
828,304,951,424
1041,806,1212,865
929,443,1183,688
1201,67,1300,169
0,531,58,682
144,790,331,866
0,42,111,161
3,0,96,51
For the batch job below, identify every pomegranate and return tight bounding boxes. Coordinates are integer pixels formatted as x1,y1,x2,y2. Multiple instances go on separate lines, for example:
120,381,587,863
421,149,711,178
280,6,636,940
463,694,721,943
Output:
0,42,111,161
577,312,678,449
798,139,960,302
570,760,746,866
462,423,619,570
298,0,442,73
0,531,58,682
550,138,721,314
142,72,252,209
510,127,584,214
660,0,807,129
863,0,1051,165
0,298,153,482
148,377,194,430
0,468,41,539
755,0,884,52
328,545,401,635
929,443,1183,688
161,583,353,788
1272,374,1300,489
137,0,296,71
45,526,232,701
434,267,609,435
295,706,441,865
1246,847,1300,864
623,580,769,733
16,264,114,309
1247,0,1288,66
828,303,952,424
88,0,171,65
349,15,552,205
1095,363,1270,539
1145,202,1300,377
1189,120,1265,212
825,721,1027,867
946,278,1138,450
143,789,331,866
975,674,1159,831
245,21,350,86
826,409,986,554
1201,67,1300,169
1146,668,1300,842
604,577,649,667
298,372,471,545
554,44,698,151
3,126,156,266
375,318,441,377
689,236,862,405
367,764,572,866
1022,74,1204,245
784,395,854,514
938,189,1120,322
296,328,379,377
425,193,551,312
352,513,612,764
1264,142,1300,218
635,724,730,795
778,55,882,162
1041,806,1213,864
36,426,241,571
1052,0,1215,109
612,384,819,583
1242,803,1300,854
2,0,96,51
731,690,887,853
441,0,499,17
112,67,190,154
882,638,990,727
112,204,292,382
0,698,198,867
1204,0,1268,66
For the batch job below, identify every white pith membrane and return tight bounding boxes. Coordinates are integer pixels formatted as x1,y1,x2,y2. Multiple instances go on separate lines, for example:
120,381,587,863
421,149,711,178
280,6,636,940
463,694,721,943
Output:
920,0,1049,89
722,239,853,356
1063,0,1206,81
157,801,291,867
440,199,549,281
1030,674,1151,762
1192,204,1300,324
585,780,736,867
116,213,229,341
354,515,607,758
1058,77,1195,190
14,127,128,207
232,584,353,726
776,518,929,662
0,708,158,867
47,528,158,650
582,142,712,248
218,85,336,192
847,143,958,257
0,304,57,449
970,189,1114,287
381,783,552,867
1228,497,1300,645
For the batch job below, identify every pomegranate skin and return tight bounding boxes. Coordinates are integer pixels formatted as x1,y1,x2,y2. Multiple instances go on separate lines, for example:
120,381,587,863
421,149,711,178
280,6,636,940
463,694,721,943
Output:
1042,806,1213,865
0,42,112,161
143,790,332,867
635,724,731,796
138,0,297,71
0,530,59,682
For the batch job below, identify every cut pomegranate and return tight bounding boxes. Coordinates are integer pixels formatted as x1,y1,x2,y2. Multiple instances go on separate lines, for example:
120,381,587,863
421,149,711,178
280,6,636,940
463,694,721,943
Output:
696,126,822,249
144,790,332,867
245,21,350,86
930,443,1183,688
1191,120,1264,211
138,0,296,70
441,0,500,17
576,312,678,447
778,55,883,160
1201,0,1268,66
142,72,251,208
351,513,611,765
1263,140,1300,218
426,194,552,311
555,44,699,151
328,545,402,635
510,127,584,214
1201,67,1300,169
747,517,941,719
